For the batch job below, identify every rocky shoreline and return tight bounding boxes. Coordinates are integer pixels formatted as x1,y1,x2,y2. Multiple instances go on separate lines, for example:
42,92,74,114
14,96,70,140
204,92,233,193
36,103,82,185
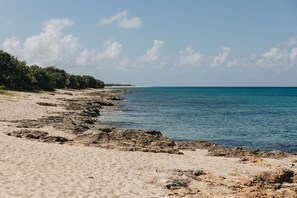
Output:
4,88,295,159
1,88,297,197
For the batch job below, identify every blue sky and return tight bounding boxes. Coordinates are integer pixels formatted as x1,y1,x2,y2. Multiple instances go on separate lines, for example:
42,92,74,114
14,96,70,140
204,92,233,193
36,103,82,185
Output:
1,0,297,86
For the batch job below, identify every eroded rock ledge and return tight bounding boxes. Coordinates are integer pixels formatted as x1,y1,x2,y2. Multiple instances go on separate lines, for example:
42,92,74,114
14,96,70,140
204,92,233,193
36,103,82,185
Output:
161,168,297,197
176,141,293,159
6,89,181,154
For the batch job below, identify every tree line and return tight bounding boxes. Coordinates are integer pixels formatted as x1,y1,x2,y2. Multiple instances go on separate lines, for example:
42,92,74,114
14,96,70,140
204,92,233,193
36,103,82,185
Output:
0,50,104,91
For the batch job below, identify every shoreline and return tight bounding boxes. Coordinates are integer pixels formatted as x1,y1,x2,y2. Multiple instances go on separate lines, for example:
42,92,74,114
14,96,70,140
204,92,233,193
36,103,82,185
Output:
100,89,296,157
0,88,296,197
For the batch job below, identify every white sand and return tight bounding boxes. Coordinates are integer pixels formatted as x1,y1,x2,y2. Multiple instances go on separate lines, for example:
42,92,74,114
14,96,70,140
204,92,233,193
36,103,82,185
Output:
0,90,296,197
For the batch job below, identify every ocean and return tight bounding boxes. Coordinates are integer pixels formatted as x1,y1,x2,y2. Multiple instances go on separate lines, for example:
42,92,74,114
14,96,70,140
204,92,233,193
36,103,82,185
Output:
100,87,297,153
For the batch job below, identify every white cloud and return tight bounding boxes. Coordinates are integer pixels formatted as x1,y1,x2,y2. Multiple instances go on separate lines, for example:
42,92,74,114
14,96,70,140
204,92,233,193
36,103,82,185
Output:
43,18,74,35
99,11,142,29
257,47,290,67
3,18,80,66
98,40,122,60
262,47,287,61
212,47,231,67
252,34,297,68
2,18,123,68
139,40,164,63
227,60,239,67
178,46,202,67
3,18,297,73
282,34,297,47
2,37,21,53
76,49,92,66
289,48,297,63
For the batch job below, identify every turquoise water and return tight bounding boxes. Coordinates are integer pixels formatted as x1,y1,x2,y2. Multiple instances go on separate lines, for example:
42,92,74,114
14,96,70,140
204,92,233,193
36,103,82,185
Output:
100,87,297,153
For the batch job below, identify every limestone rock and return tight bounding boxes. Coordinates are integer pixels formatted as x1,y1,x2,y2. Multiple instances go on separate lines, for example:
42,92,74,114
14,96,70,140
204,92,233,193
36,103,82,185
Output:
73,129,182,154
7,129,49,139
6,129,68,144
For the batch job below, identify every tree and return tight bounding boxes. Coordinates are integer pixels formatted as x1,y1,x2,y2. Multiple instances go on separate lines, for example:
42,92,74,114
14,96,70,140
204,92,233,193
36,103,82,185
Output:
95,79,105,88
44,67,68,89
29,65,53,91
82,75,97,88
0,50,105,91
0,50,33,91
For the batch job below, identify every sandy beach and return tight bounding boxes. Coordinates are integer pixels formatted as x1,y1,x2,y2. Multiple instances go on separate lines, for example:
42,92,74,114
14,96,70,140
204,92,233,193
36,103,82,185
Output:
0,89,296,197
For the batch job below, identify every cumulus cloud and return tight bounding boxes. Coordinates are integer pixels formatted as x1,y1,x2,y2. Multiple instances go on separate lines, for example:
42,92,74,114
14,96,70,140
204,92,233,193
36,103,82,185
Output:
3,18,79,66
3,17,297,72
250,34,297,68
2,37,21,53
2,18,123,68
227,60,239,67
256,47,296,67
211,47,231,67
43,18,74,34
139,40,164,63
99,11,142,29
282,34,297,47
178,46,202,67
290,48,297,62
264,48,288,61
98,40,122,60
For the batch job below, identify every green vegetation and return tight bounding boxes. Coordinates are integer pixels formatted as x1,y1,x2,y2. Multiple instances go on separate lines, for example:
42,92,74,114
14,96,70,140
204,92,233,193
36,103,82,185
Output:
0,50,104,91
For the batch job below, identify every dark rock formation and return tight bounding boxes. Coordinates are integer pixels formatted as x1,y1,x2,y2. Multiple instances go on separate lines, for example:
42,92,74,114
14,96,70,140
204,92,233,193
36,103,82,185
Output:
42,136,69,143
166,179,191,190
6,129,49,139
36,102,57,107
6,129,68,144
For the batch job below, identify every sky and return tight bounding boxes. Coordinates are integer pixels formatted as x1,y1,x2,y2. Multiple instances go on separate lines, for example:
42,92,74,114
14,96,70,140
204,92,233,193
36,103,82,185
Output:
1,0,297,86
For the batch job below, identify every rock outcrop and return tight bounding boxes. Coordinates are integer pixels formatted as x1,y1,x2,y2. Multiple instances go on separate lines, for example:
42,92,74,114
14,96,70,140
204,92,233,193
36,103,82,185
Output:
177,140,292,159
235,169,297,197
73,128,182,154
